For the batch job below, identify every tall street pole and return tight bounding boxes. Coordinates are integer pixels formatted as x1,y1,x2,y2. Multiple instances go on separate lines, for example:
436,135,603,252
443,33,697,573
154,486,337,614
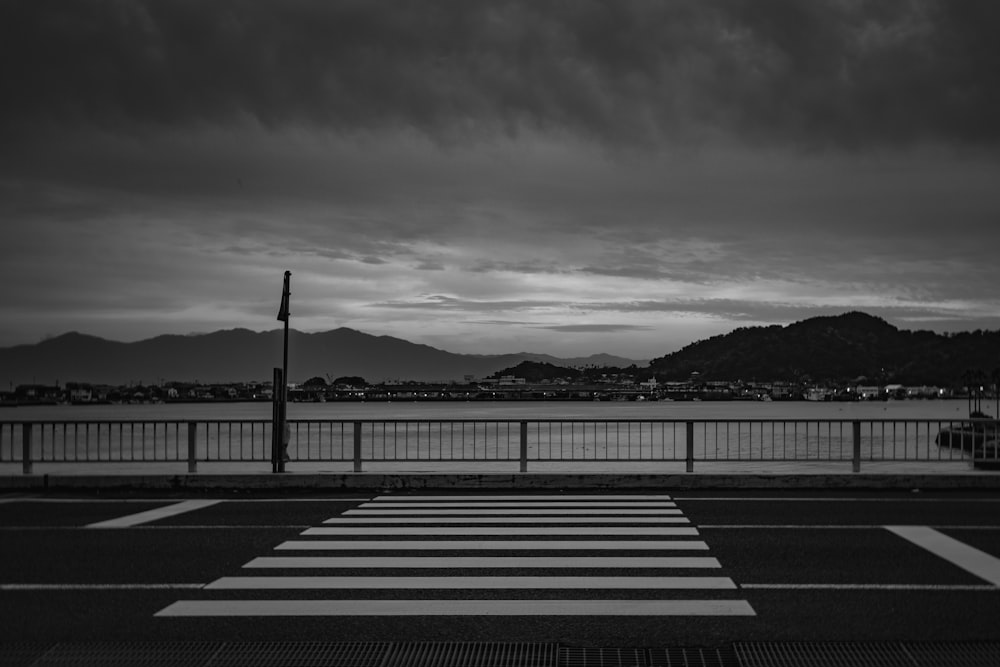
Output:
282,270,291,411
275,270,292,471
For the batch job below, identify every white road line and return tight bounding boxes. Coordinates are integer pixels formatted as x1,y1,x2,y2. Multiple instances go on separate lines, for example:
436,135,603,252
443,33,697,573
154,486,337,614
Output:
741,583,999,591
675,497,1000,503
303,526,700,536
344,508,683,515
85,500,222,528
630,524,1000,530
205,576,737,590
1,583,206,590
275,540,709,551
359,502,677,508
243,556,721,568
0,497,371,503
885,525,1000,587
0,498,201,504
324,516,690,524
218,497,373,502
370,495,673,501
699,525,890,529
0,525,314,531
156,599,755,616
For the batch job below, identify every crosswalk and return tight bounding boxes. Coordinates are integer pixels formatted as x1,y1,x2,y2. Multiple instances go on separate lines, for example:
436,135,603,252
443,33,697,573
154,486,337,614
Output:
155,494,755,617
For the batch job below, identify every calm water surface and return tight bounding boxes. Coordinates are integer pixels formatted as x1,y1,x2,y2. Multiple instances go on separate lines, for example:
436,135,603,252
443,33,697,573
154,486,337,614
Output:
2,399,991,467
5,398,984,422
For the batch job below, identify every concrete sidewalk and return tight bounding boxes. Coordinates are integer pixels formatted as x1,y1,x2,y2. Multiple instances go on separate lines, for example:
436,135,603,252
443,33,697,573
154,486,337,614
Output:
3,459,999,491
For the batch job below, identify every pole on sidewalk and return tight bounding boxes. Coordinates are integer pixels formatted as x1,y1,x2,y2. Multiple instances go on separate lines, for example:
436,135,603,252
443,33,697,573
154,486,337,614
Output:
271,367,283,473
274,270,292,472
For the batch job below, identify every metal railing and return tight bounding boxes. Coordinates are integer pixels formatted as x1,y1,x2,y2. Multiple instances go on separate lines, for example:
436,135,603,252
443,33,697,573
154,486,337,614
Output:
2,418,998,473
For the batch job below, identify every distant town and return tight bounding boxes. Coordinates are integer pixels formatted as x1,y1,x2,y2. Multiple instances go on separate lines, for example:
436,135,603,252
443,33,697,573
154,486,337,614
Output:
2,370,988,406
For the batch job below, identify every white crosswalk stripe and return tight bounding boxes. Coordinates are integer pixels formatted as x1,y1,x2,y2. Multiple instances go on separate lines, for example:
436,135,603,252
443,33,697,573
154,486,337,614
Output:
360,501,678,508
323,516,691,523
244,556,722,568
205,576,738,589
158,599,756,616
344,508,685,515
274,539,710,550
304,526,699,535
156,494,756,618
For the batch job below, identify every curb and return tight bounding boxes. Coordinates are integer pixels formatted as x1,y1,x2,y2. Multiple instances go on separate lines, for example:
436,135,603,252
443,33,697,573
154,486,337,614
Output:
4,473,1000,492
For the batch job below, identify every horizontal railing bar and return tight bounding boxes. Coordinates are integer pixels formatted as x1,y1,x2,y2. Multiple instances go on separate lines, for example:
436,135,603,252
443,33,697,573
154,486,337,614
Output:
4,418,994,473
2,418,996,425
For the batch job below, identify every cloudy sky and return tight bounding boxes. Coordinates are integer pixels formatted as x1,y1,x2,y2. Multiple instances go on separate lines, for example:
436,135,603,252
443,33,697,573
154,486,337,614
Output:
2,0,998,360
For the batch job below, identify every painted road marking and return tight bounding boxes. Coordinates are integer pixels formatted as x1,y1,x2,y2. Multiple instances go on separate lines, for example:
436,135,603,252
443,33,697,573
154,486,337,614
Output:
1,583,206,590
5,497,371,503
360,501,677,508
303,526,700,536
275,540,709,550
676,497,1000,503
369,495,673,501
886,525,1000,587
157,493,751,619
699,525,968,529
85,500,222,528
324,516,690,524
741,583,999,591
10,581,996,593
243,556,721,568
344,508,683,515
156,599,756,616
206,576,737,590
0,525,314,531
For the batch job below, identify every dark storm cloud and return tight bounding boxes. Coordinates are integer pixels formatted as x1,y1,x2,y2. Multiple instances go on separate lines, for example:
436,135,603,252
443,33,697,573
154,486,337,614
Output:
3,0,998,150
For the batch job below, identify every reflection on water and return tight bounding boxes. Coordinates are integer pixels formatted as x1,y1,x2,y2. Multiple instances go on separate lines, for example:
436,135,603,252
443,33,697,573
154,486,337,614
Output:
2,398,983,422
2,400,991,468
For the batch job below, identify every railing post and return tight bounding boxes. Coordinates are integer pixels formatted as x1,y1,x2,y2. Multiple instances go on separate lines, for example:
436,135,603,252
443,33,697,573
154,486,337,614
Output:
685,421,694,473
22,423,33,475
519,421,528,473
187,421,198,473
353,421,363,473
852,421,861,473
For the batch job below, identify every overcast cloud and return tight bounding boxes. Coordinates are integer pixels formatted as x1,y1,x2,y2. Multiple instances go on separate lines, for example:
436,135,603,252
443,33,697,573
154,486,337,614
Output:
1,0,998,361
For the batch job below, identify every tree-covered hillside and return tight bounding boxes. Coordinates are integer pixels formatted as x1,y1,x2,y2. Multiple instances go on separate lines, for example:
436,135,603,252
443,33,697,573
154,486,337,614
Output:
647,312,1000,386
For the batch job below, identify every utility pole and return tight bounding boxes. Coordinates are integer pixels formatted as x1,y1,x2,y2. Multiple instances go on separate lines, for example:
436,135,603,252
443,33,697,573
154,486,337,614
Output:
274,270,292,472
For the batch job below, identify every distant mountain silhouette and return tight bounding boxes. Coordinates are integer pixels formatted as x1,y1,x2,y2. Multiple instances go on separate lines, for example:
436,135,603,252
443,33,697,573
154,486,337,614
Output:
4,313,997,387
647,311,1000,386
0,328,644,386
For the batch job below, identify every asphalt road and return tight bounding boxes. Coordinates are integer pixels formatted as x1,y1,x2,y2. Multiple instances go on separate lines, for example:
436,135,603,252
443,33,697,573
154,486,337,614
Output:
1,489,999,648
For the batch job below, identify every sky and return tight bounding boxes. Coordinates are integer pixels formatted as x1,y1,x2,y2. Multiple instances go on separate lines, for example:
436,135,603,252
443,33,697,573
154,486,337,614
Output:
2,0,999,361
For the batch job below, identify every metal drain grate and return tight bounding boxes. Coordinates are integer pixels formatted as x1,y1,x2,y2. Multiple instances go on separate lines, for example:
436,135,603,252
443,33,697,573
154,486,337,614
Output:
0,643,54,667
734,641,1000,667
384,642,557,666
561,647,647,667
12,641,999,667
559,647,739,667
208,641,391,667
29,641,224,666
901,641,1000,667
648,646,738,667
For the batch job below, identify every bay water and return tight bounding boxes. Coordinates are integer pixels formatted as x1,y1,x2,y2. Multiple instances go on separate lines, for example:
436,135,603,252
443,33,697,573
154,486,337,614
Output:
3,397,985,422
2,399,990,472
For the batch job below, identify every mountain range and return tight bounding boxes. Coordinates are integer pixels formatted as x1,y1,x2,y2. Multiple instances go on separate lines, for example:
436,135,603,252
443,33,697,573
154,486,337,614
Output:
2,312,998,387
647,311,1000,386
0,328,643,386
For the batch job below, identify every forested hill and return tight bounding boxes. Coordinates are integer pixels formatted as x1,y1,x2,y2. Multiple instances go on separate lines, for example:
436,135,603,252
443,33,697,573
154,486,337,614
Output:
647,312,1000,386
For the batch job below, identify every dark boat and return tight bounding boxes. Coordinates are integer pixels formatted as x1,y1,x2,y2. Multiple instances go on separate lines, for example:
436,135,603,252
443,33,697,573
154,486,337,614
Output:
936,411,1000,458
